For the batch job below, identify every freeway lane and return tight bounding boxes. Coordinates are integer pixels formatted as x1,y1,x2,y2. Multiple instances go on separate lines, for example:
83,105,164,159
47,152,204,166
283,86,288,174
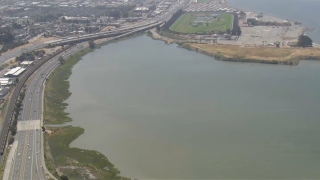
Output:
0,0,189,177
5,43,87,180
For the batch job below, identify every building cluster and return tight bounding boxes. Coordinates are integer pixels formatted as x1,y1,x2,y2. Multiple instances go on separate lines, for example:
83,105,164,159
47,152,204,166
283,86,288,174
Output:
4,0,134,9
151,0,176,16
0,0,177,39
184,2,236,13
0,60,35,98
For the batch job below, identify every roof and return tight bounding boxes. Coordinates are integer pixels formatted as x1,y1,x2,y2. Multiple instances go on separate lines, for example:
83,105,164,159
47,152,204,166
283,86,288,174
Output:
0,78,11,81
21,61,33,65
13,68,26,76
4,67,21,76
0,79,13,86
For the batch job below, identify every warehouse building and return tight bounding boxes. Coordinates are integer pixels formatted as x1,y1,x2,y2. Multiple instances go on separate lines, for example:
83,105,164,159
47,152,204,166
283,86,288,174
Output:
4,67,26,77
0,78,13,87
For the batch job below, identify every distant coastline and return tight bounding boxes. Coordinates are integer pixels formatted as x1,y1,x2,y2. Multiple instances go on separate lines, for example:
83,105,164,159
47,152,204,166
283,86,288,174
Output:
148,29,320,65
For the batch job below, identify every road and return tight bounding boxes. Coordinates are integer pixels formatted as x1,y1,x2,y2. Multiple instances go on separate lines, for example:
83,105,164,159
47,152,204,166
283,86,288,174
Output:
3,44,86,180
0,0,190,178
0,43,45,65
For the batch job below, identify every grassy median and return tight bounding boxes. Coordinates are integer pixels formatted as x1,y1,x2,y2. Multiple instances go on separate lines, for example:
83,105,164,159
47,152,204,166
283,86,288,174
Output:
43,48,125,180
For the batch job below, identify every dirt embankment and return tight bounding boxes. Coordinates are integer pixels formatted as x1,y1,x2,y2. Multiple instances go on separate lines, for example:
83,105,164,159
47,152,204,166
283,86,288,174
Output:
181,43,320,65
148,29,177,44
148,28,320,65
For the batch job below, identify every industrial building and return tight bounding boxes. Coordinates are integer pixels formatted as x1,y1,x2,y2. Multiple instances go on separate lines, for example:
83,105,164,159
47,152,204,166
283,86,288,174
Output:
0,78,13,87
4,67,26,77
134,7,149,13
21,61,33,67
62,16,90,23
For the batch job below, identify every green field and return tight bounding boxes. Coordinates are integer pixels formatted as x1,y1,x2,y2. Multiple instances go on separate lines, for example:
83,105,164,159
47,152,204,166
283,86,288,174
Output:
170,13,233,34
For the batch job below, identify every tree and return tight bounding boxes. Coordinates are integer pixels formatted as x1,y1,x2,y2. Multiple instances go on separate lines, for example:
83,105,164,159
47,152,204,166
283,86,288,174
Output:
60,175,69,180
58,56,65,64
156,25,161,32
10,126,17,136
298,35,313,47
89,40,95,49
8,137,14,145
232,26,241,36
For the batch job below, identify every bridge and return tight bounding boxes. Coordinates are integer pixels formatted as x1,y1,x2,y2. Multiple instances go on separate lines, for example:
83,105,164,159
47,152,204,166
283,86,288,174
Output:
46,21,164,45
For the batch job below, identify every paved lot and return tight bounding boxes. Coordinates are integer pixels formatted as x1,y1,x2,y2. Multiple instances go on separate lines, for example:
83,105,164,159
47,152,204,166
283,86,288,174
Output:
237,25,303,46
184,2,236,12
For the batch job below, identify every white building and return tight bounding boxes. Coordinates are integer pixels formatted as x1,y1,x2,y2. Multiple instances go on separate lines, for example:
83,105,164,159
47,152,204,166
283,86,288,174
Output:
0,78,13,87
4,67,26,77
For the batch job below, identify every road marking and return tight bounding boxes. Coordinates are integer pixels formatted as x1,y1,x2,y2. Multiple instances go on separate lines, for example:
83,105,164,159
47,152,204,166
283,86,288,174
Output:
17,120,41,131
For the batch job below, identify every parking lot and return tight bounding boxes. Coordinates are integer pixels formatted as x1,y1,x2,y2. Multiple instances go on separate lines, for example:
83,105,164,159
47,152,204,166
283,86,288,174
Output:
184,2,236,12
237,25,304,46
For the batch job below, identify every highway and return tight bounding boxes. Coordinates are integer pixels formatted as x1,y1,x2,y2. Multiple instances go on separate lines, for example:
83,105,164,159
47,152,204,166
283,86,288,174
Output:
0,0,190,179
0,0,189,66
0,43,45,65
3,43,87,180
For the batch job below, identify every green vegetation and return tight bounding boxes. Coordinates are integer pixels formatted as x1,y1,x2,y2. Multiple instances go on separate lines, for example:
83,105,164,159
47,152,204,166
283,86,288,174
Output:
89,40,95,49
43,49,92,124
247,19,291,26
298,35,313,47
58,56,65,64
43,48,127,179
15,49,45,62
45,44,58,48
45,126,121,179
170,13,233,34
0,28,15,44
60,175,69,180
0,27,28,53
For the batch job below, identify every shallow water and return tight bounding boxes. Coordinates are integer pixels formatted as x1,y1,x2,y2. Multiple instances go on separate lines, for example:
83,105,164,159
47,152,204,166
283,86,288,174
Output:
65,35,320,179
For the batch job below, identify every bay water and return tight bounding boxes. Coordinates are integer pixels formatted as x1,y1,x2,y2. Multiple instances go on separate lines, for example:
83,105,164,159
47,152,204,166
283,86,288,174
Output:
65,0,320,178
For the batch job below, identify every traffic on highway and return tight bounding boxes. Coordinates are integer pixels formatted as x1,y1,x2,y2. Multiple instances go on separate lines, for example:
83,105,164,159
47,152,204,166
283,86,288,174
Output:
3,43,87,180
0,0,189,178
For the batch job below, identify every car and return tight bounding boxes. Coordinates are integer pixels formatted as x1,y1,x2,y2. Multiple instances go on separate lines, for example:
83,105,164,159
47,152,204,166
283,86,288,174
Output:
28,157,30,159
30,149,31,151
18,153,20,156
29,99,31,100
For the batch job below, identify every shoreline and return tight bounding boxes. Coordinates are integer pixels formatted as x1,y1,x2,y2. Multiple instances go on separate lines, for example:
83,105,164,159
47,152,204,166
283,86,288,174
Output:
148,29,320,65
41,32,320,179
43,48,128,180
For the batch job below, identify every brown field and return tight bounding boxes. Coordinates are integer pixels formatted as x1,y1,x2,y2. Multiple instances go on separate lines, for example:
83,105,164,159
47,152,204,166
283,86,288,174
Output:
183,43,320,64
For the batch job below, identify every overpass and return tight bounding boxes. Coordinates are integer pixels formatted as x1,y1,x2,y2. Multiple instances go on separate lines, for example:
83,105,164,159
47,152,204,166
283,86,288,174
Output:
47,21,164,45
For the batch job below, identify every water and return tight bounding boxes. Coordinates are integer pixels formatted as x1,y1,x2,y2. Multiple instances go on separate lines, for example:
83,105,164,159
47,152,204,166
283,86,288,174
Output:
65,35,320,179
227,0,320,44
